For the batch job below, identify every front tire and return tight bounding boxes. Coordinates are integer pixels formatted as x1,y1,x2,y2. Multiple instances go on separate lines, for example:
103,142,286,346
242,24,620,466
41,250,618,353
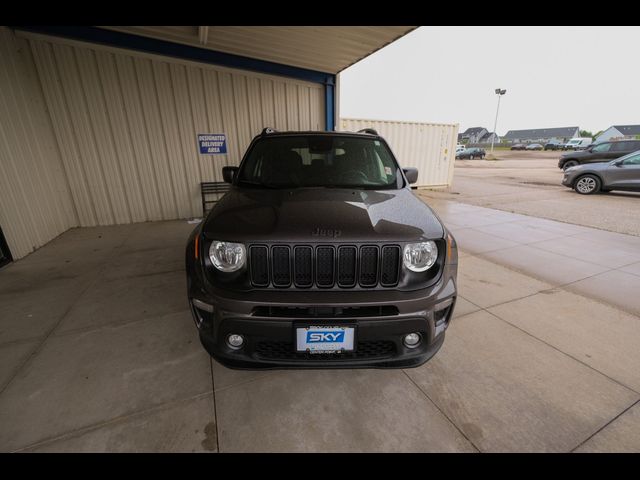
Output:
563,160,579,170
574,174,601,195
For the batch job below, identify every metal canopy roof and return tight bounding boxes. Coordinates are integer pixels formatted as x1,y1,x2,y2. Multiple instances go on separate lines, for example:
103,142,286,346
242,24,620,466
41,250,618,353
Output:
100,26,418,74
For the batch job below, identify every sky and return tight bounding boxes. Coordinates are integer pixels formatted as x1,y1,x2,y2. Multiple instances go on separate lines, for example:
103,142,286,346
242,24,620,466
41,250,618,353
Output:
339,26,640,136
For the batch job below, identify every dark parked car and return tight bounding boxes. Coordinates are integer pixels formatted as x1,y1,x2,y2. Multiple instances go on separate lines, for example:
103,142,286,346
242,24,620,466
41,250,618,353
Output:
544,142,563,151
456,147,485,159
562,150,640,194
510,144,526,150
525,143,543,151
185,128,458,369
558,139,640,170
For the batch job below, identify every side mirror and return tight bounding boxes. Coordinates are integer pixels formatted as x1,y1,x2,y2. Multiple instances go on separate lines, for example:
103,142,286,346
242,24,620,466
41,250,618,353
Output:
222,166,238,184
402,167,419,184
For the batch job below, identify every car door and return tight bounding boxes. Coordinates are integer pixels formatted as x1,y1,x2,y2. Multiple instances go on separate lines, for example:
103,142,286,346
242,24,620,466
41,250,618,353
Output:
584,142,615,164
605,152,640,190
610,141,637,160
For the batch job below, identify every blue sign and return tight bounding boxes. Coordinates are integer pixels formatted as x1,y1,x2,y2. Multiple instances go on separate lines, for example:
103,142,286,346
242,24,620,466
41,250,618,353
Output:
198,134,227,154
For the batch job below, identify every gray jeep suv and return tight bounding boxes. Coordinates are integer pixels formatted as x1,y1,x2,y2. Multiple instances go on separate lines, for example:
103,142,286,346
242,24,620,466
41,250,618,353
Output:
558,139,640,170
185,129,458,369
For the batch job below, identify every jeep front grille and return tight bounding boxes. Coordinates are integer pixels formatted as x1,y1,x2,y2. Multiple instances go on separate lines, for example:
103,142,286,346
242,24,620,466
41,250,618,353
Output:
294,246,313,287
337,246,356,287
249,246,269,287
272,246,291,287
248,244,401,289
316,246,334,287
359,246,378,287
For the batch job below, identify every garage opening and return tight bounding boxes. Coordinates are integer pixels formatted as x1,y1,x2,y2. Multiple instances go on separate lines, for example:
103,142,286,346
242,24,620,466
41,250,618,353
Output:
0,225,12,267
0,26,416,260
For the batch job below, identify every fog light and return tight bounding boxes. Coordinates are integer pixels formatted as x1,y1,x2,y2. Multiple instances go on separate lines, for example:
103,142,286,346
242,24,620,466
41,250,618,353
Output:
227,334,244,349
403,333,421,348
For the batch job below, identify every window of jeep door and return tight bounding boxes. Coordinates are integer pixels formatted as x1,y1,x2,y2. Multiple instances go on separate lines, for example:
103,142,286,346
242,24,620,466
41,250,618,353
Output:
611,142,631,152
592,143,611,153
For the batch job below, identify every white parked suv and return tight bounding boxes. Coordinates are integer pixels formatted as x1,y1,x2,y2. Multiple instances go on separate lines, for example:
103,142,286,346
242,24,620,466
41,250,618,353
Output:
563,138,593,150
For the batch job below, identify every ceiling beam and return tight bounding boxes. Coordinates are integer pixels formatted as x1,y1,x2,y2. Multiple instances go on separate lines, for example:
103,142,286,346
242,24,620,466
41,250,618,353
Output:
198,26,209,46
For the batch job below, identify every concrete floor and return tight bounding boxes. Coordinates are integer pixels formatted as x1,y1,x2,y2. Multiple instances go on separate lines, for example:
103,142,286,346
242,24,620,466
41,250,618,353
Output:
1,203,640,452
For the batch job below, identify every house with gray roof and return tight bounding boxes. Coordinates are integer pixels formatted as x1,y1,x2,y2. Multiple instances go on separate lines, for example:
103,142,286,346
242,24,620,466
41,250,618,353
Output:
479,131,500,144
595,125,640,142
503,126,579,144
460,127,488,144
459,127,500,145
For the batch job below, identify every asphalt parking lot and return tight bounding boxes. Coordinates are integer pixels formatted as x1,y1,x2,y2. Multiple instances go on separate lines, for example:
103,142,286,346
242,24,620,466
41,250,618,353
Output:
1,153,639,452
430,150,640,236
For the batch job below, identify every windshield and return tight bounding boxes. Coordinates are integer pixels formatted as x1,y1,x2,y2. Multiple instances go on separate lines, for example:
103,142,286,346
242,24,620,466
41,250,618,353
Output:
236,135,404,189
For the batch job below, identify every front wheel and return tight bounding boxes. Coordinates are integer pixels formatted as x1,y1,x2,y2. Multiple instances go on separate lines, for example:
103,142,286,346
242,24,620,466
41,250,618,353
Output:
574,174,601,195
562,160,579,170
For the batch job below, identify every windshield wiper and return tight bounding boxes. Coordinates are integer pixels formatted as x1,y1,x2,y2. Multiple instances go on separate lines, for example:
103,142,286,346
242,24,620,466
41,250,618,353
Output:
238,181,395,190
238,180,290,189
322,184,394,190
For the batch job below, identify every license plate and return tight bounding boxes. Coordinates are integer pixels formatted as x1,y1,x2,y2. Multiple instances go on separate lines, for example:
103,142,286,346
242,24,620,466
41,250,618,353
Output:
296,325,355,353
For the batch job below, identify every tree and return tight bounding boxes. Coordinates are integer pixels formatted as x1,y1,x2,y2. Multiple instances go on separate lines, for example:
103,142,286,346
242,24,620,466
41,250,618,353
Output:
579,130,594,139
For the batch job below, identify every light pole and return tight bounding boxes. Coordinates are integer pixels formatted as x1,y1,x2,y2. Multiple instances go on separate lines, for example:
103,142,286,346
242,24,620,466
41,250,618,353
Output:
491,88,506,155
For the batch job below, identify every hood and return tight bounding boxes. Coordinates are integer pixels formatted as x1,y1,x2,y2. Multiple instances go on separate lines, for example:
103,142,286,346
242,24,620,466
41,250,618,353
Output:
561,150,590,159
567,161,612,173
202,187,445,243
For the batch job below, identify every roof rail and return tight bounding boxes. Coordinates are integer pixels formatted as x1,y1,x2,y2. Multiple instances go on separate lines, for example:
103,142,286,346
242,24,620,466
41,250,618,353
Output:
357,128,378,136
261,127,277,136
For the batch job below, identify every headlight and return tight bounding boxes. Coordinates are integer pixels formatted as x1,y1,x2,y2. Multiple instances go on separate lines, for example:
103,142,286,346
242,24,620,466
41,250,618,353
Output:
403,241,438,272
209,241,246,272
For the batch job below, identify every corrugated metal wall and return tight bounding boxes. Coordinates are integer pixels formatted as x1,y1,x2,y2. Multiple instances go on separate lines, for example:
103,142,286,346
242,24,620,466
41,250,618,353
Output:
339,118,458,188
0,28,77,259
25,32,325,226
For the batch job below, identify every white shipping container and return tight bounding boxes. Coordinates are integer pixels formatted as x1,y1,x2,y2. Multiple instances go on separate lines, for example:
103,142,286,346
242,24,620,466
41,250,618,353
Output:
339,118,459,188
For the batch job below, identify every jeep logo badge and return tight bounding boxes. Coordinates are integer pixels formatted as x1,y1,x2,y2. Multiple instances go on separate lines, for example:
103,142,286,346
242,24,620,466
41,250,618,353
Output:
311,227,342,238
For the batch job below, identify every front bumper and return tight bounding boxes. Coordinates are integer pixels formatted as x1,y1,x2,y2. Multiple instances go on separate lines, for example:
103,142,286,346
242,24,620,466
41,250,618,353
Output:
562,171,579,187
188,269,457,369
